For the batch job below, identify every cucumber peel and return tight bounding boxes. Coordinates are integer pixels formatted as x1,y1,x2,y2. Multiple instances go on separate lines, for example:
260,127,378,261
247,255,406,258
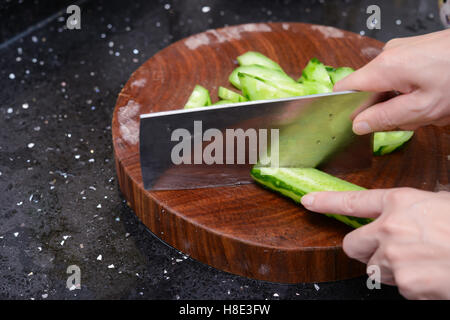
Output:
373,131,414,156
250,166,373,229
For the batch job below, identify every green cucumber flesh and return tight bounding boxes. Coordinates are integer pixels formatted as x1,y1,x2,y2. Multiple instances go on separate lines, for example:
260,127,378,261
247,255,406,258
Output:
373,131,414,155
229,65,296,90
238,73,294,101
184,85,212,109
237,51,284,72
218,86,248,103
298,58,333,88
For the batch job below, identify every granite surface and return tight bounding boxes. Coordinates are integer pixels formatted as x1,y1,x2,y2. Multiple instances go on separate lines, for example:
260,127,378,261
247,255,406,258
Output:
0,0,444,300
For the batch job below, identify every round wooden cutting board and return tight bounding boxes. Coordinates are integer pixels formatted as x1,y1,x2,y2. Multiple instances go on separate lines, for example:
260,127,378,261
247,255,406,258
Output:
112,23,449,283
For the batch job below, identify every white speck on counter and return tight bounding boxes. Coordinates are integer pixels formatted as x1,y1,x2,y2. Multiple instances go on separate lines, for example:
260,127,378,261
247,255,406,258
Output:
108,41,114,48
28,143,35,149
108,264,115,269
396,19,402,25
60,240,65,246
97,255,102,261
314,284,320,291
42,293,48,299
311,25,344,38
133,49,139,54
9,73,15,80
96,204,102,209
273,293,279,297
202,6,211,13
164,3,171,10
17,202,23,206
74,155,80,159
88,158,95,163
31,36,38,43
22,103,29,109
14,232,19,237
118,100,141,144
7,108,13,113
360,30,366,36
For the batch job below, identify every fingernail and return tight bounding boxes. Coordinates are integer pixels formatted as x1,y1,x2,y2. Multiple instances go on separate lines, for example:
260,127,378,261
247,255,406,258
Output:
353,121,372,135
301,194,315,207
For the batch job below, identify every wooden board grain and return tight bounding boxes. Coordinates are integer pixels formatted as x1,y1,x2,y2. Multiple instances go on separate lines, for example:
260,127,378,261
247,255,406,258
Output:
112,23,450,283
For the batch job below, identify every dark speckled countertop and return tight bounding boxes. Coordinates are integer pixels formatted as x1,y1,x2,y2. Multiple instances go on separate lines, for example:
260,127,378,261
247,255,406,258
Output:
0,0,444,300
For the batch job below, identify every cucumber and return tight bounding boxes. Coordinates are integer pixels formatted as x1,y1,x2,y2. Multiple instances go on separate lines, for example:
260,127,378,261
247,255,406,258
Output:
237,51,285,72
298,58,333,89
238,73,294,101
328,67,355,84
250,166,373,229
184,85,212,109
211,99,234,106
218,86,248,103
229,65,296,90
373,131,414,156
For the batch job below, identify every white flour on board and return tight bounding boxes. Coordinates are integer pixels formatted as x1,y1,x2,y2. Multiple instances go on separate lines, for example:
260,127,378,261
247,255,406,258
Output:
310,25,344,38
184,24,273,50
118,100,140,145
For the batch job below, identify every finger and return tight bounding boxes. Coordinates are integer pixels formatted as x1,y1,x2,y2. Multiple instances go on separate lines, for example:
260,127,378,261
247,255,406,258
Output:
333,57,394,93
301,189,388,219
366,246,396,285
343,222,380,264
352,93,419,135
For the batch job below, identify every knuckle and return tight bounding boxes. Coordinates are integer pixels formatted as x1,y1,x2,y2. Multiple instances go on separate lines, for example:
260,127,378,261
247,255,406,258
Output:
383,245,399,263
341,192,359,214
374,106,395,130
384,188,413,205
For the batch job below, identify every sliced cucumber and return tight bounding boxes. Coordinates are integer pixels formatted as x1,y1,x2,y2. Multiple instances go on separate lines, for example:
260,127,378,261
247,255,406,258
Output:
329,67,355,84
238,73,294,101
184,85,212,109
298,58,333,89
229,65,295,90
373,131,414,156
218,86,248,103
237,51,285,72
250,166,373,229
211,99,234,106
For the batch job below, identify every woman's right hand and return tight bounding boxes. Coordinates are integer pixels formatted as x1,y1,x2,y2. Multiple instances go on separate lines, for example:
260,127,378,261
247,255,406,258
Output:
334,29,450,135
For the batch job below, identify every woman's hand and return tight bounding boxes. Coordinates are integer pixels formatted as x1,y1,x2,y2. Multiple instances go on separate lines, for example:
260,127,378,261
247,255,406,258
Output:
334,30,450,134
301,188,450,299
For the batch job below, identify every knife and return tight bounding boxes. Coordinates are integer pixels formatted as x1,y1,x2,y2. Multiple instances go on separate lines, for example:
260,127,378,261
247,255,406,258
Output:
139,91,375,190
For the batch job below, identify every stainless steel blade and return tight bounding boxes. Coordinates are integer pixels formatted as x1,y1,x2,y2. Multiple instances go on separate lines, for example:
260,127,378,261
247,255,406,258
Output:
139,91,375,190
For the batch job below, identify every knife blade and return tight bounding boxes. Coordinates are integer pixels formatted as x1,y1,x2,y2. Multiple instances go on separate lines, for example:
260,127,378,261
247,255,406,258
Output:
139,91,374,190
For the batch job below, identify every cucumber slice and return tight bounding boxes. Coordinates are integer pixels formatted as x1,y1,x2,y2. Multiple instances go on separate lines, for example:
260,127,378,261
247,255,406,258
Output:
211,99,234,106
238,73,294,101
298,58,333,89
184,85,212,109
229,65,296,90
218,86,248,103
329,67,355,84
250,166,373,229
301,80,333,95
237,51,284,72
373,131,414,156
